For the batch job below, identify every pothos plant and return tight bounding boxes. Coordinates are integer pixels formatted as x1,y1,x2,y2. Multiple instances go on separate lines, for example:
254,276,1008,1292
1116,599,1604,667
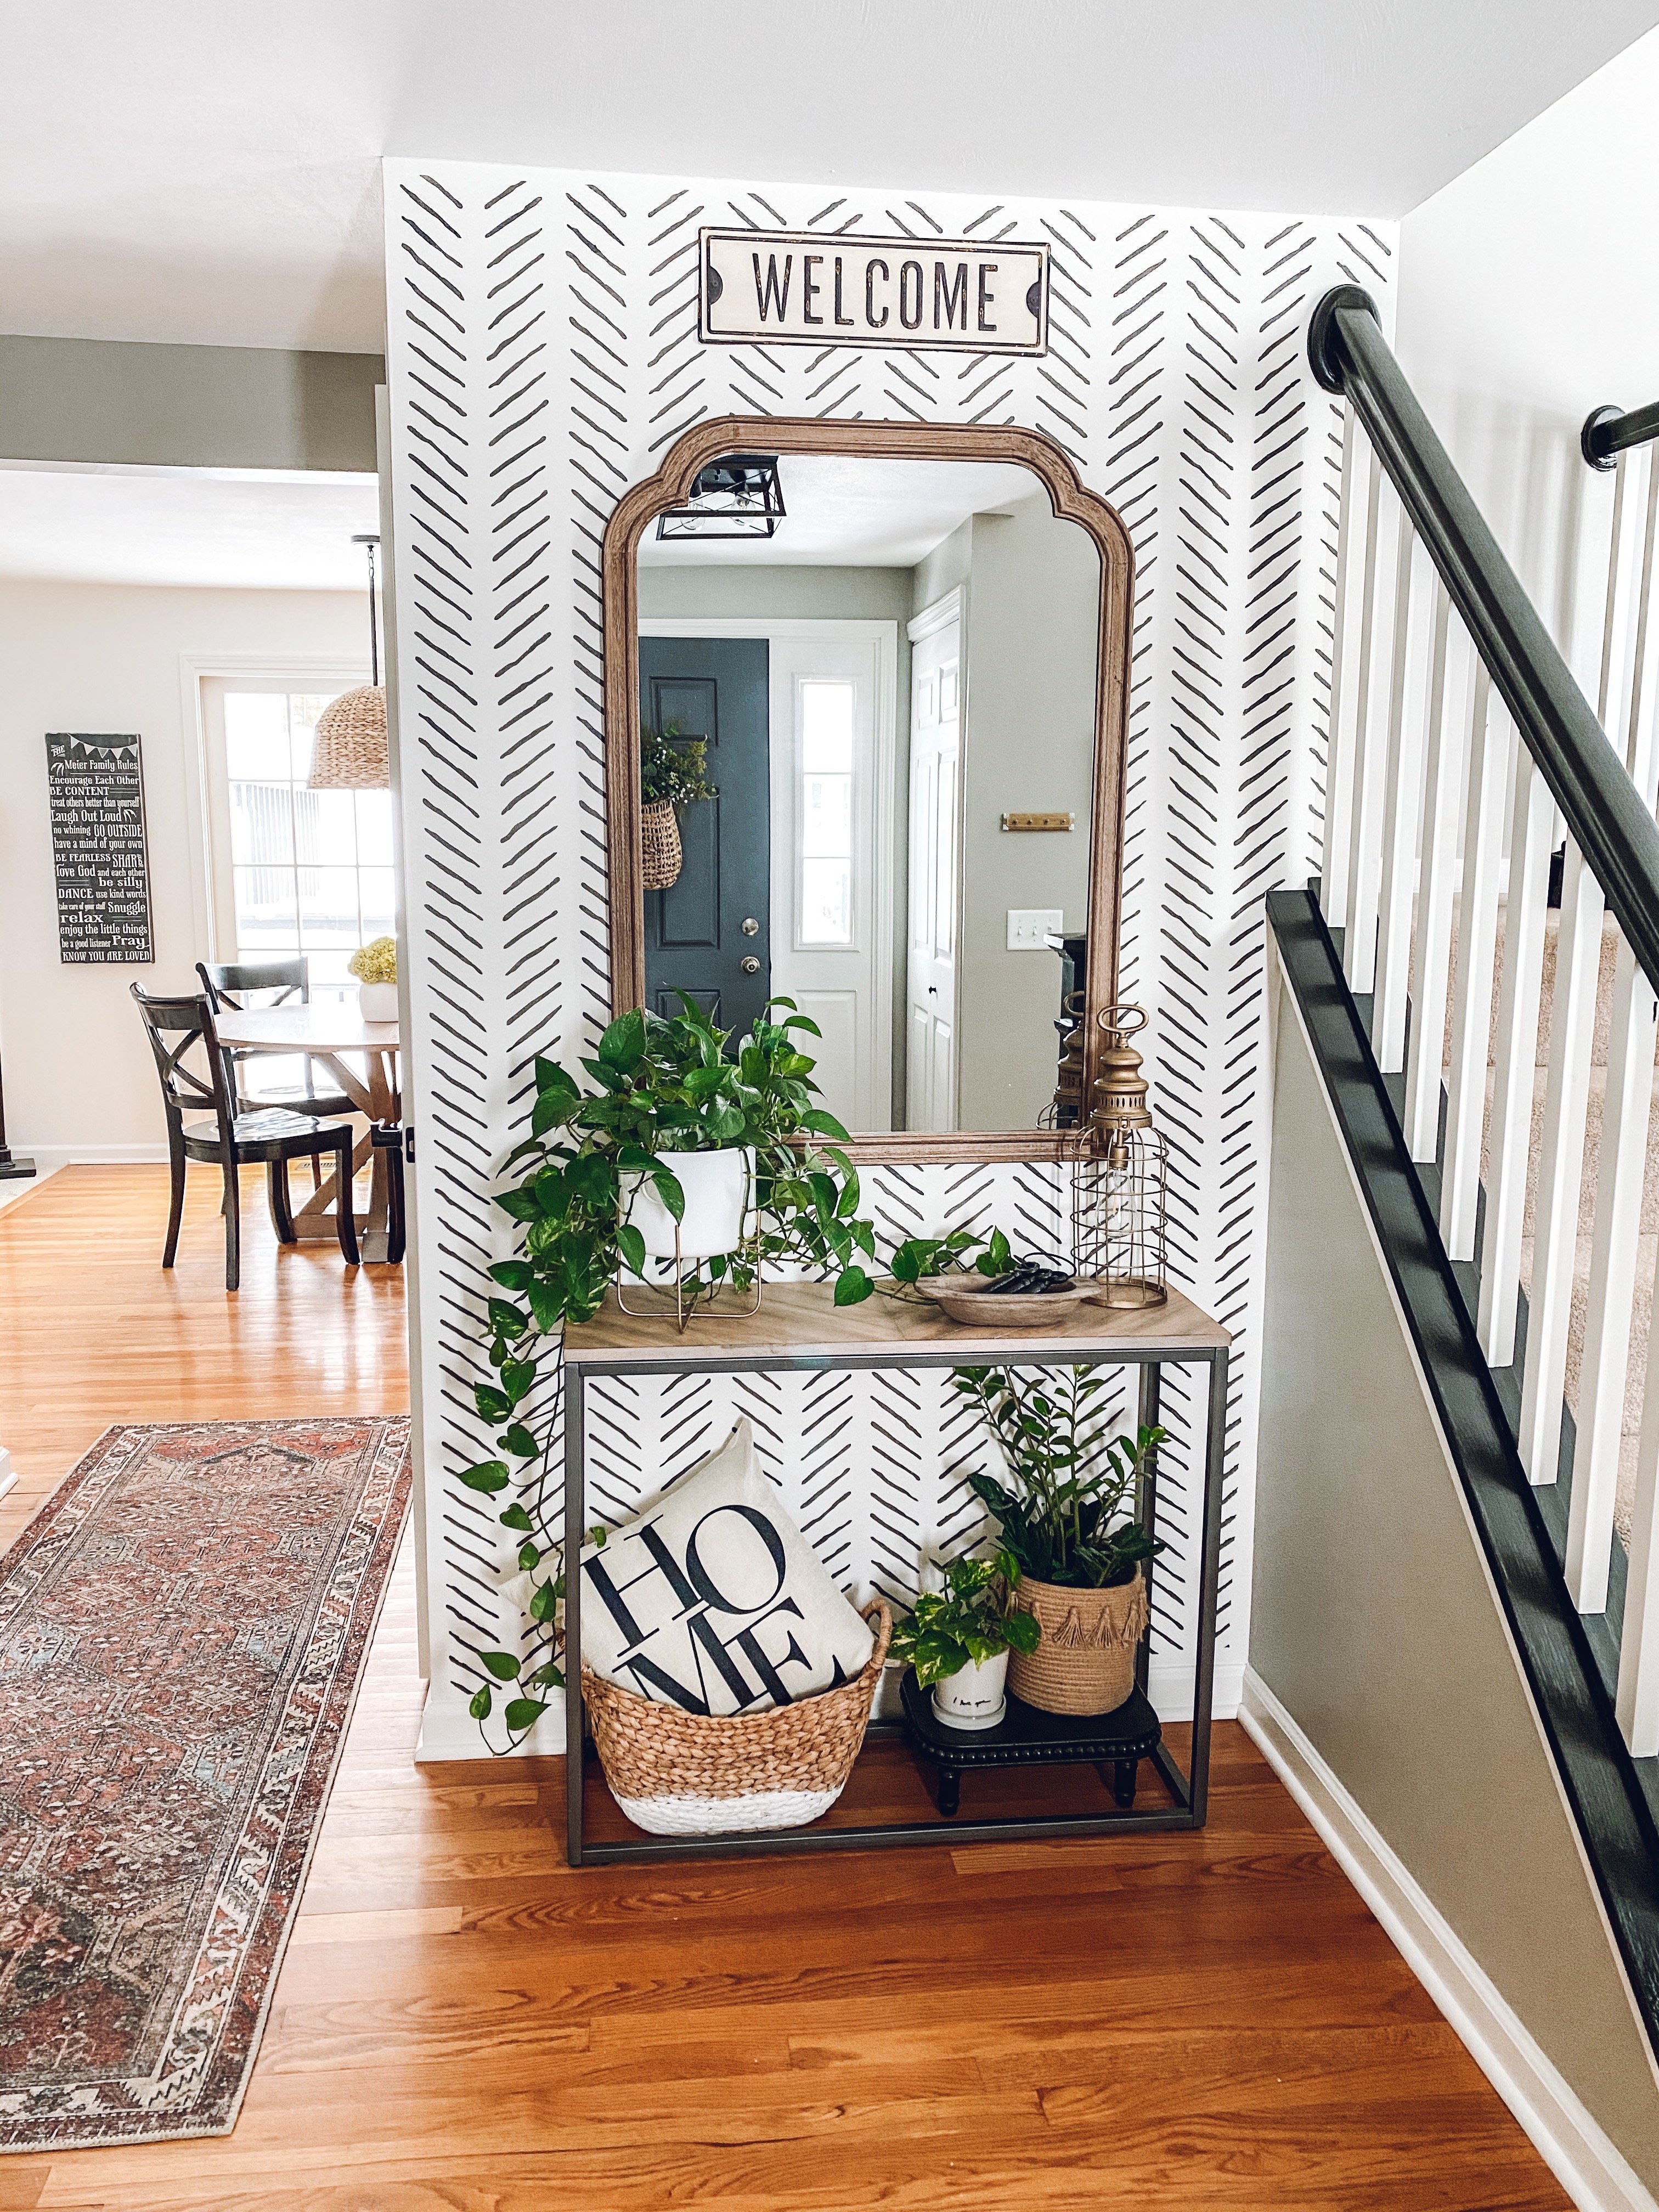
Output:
458,992,883,1747
888,1551,1041,1688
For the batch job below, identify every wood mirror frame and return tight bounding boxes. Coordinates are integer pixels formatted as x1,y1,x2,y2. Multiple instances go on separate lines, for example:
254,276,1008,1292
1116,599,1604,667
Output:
602,416,1135,1162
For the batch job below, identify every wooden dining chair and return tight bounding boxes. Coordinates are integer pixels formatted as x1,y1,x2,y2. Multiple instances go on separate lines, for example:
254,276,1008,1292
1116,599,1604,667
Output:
195,958,355,1120
370,1124,407,1264
132,986,359,1291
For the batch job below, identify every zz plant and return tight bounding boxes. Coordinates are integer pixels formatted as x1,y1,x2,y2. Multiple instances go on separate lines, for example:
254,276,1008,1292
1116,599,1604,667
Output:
955,1363,1167,1590
459,992,881,1747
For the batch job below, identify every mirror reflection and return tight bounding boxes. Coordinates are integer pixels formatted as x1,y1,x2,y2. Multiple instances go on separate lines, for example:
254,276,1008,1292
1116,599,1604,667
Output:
636,453,1102,1135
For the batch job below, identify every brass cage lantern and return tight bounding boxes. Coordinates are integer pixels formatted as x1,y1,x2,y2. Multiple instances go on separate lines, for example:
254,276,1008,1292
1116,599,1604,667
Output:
1072,1004,1168,1309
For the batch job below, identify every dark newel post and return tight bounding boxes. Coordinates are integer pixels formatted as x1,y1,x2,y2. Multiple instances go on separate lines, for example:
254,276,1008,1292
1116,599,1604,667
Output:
0,1047,36,1180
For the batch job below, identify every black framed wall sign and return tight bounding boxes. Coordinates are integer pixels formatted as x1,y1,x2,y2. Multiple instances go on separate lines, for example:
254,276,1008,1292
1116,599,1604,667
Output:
46,732,154,966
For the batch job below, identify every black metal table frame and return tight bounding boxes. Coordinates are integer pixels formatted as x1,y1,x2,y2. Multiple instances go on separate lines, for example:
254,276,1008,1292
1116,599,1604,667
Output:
563,1336,1228,1865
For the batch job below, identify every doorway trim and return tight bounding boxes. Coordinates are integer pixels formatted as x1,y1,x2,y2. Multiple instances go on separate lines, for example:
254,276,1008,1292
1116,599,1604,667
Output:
640,616,898,1131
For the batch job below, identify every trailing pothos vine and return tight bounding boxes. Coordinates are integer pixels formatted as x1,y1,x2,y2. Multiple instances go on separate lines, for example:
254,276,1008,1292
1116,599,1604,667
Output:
455,992,892,1749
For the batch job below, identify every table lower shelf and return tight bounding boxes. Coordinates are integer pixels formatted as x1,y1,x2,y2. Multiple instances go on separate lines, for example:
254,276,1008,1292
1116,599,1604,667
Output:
572,1708,1193,1864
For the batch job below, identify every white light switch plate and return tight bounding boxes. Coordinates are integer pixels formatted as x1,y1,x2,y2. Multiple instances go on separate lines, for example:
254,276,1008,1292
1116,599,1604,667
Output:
1007,907,1064,950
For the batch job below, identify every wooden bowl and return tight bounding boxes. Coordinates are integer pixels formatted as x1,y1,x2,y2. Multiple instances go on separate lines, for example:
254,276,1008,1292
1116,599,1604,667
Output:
914,1276,1103,1328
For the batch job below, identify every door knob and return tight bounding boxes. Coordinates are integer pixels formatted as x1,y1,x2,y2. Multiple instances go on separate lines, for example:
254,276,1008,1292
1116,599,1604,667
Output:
741,916,760,936
741,956,761,975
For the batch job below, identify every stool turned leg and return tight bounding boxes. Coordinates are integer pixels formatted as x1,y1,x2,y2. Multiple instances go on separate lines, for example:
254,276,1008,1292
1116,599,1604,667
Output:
1111,1757,1138,1809
936,1767,961,1819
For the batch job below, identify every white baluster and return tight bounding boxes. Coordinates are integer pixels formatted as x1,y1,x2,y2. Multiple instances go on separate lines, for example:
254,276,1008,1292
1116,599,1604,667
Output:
1344,465,1399,995
1322,412,1367,930
1568,936,1658,1610
1477,756,1554,1367
1517,847,1605,1483
1403,587,1459,1162
1440,670,1505,1260
1619,1291,1659,1743
1619,1233,1659,1752
1373,522,1427,1074
1568,452,1659,1608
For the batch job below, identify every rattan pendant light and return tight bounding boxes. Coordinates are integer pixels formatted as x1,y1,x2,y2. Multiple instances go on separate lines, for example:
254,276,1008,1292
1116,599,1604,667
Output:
310,534,388,788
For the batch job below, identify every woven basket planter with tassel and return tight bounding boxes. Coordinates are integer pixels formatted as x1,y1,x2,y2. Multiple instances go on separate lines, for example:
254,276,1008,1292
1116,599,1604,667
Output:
1005,1570,1148,1717
640,799,683,890
582,1602,890,1836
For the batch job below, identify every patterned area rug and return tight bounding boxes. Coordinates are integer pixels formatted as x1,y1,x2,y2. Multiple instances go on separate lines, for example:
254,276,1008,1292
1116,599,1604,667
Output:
0,1417,410,2151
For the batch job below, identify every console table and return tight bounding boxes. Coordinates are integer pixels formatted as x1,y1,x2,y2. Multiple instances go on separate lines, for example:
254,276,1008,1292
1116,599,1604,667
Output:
561,1281,1229,1865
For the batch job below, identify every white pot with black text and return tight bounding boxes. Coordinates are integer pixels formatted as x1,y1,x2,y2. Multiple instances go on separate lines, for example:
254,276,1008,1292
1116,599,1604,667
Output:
357,983,398,1022
931,1649,1009,1732
620,1146,757,1263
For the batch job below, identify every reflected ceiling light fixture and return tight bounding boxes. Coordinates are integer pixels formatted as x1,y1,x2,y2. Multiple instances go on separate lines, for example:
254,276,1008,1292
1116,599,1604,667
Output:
309,533,389,788
655,453,785,541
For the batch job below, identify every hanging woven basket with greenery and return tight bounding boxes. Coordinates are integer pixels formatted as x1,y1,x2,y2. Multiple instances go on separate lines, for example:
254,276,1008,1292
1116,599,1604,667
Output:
639,723,717,890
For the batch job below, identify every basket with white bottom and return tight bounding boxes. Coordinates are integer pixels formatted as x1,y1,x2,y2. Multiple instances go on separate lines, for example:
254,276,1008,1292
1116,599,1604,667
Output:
581,1602,891,1836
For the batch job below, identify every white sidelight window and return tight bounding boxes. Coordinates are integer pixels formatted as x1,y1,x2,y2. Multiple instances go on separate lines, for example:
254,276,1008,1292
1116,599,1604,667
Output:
797,678,857,949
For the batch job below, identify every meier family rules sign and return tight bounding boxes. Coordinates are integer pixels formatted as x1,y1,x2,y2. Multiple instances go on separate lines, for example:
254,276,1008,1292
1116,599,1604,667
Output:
46,732,154,965
700,229,1049,354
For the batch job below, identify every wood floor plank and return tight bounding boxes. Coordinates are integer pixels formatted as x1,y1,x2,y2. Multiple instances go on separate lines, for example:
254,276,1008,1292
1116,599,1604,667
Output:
0,1169,1572,2210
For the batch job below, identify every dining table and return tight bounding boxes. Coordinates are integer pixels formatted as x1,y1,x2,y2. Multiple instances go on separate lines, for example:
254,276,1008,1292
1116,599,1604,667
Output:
212,1002,403,1263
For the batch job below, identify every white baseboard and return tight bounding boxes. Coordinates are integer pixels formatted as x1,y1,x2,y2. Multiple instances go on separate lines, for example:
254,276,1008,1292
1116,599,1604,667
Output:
1241,1666,1657,2212
0,1446,15,1503
14,1144,170,1169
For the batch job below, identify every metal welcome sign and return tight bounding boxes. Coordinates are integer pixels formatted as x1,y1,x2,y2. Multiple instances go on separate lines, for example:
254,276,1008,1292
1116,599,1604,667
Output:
700,228,1049,355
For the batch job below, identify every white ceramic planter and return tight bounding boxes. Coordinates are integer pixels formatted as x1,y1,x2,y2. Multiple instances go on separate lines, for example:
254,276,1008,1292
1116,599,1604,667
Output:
930,1648,1009,1731
357,981,398,1022
621,1146,756,1262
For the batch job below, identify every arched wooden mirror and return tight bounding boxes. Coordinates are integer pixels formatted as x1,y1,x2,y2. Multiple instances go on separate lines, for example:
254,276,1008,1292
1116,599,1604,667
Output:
602,418,1134,1160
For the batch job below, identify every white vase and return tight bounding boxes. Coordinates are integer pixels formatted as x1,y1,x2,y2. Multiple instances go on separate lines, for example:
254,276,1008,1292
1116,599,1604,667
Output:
357,981,398,1022
931,1648,1009,1731
620,1146,756,1262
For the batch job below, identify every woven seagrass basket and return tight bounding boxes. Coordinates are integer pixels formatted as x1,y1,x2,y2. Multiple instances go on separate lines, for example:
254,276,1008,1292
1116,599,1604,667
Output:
582,1601,890,1836
1005,1568,1148,1717
641,799,683,889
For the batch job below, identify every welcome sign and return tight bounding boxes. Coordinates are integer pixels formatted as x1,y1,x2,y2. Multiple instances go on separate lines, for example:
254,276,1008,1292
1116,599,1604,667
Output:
700,228,1049,355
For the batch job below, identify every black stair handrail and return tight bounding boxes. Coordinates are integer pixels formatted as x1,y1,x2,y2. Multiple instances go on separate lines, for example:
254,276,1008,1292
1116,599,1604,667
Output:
1583,398,1659,471
1309,285,1659,996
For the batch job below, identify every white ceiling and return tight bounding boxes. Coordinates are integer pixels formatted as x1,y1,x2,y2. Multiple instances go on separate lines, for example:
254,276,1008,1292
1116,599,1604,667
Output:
3,2,1657,353
639,455,1041,567
0,465,380,589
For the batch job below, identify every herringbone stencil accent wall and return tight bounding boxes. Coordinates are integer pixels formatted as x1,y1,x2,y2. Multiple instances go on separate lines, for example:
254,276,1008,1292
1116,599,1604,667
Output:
383,160,1394,1755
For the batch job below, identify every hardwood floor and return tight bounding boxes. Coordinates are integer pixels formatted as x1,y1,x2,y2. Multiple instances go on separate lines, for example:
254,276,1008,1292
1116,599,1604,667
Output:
0,1167,1570,2209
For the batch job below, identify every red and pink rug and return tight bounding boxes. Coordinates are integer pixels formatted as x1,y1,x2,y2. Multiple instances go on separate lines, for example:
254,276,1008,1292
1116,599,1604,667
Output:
0,1416,409,2151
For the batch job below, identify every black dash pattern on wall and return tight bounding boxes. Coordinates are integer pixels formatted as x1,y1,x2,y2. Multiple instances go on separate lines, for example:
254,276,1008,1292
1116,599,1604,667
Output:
384,161,1395,1744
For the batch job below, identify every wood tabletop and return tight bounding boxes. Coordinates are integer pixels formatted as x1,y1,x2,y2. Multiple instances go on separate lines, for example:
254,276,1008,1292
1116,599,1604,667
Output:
213,1004,400,1054
563,1278,1229,1370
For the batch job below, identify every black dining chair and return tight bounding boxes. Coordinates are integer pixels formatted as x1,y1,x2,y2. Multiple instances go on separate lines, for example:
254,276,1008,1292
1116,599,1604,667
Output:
371,1123,408,1264
195,957,355,1121
132,985,359,1292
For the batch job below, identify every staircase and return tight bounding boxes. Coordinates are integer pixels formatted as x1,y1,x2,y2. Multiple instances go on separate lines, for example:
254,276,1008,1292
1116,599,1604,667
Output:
1260,286,1659,2171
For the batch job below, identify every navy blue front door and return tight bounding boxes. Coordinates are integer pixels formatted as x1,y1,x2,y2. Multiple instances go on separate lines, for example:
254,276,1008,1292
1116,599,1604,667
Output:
640,636,771,1038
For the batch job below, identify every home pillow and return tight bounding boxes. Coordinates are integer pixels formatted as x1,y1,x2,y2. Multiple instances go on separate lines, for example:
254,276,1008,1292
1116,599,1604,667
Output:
578,1419,874,1717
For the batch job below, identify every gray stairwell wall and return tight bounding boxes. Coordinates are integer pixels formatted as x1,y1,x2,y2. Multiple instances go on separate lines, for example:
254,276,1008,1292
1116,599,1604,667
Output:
1255,948,1659,2186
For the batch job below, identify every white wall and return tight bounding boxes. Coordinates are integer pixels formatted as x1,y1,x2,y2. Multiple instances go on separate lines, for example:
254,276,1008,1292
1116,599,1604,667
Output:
1396,26,1659,684
0,579,363,1163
